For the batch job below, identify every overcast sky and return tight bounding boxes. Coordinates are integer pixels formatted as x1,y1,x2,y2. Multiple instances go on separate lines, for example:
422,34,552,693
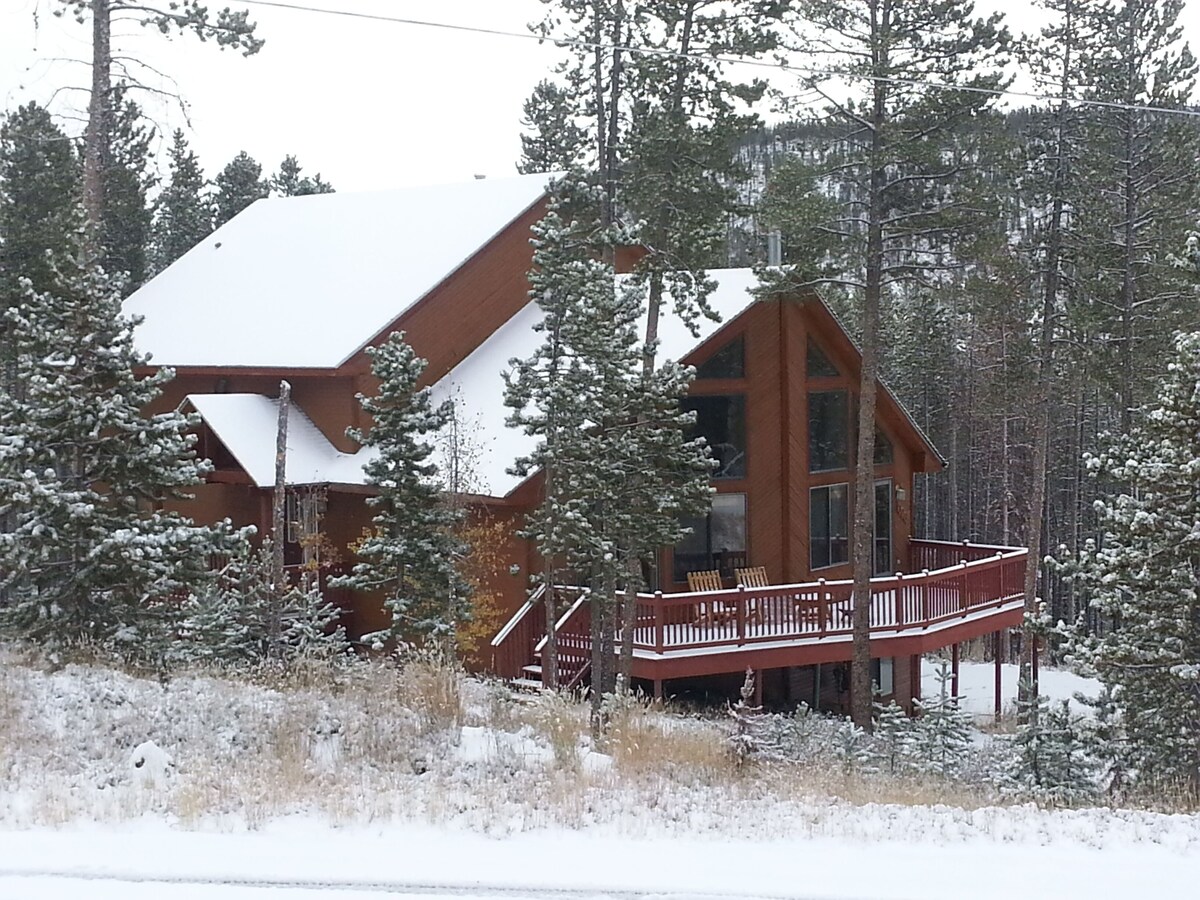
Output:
1,0,1199,193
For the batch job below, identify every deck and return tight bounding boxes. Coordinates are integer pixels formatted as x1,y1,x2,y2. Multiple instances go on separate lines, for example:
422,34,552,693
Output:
491,539,1028,689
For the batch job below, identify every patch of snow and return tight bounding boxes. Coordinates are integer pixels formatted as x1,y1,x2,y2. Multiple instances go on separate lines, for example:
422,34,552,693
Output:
921,658,1102,719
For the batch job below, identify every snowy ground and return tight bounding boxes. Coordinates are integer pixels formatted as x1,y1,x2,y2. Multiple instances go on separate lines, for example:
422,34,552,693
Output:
0,648,1195,900
920,657,1101,719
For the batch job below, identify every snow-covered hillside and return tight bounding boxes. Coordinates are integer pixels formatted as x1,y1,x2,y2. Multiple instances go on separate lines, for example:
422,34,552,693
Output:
1,647,1197,900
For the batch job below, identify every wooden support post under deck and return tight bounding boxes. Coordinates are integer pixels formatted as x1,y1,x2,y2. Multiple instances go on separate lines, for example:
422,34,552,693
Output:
813,662,821,711
753,668,763,708
653,679,663,701
994,629,1003,721
951,642,960,701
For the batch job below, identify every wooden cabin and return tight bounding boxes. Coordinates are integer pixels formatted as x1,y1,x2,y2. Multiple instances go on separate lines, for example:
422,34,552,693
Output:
127,173,1026,713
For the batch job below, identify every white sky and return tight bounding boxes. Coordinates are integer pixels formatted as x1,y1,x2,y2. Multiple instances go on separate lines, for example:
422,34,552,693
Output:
1,0,1199,192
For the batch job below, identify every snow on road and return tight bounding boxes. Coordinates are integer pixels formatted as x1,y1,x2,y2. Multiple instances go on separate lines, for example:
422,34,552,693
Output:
1,821,1198,900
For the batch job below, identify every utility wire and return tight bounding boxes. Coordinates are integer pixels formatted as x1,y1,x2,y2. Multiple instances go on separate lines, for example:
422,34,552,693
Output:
234,0,1200,120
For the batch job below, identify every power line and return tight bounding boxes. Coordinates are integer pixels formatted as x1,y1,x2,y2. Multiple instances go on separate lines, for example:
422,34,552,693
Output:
235,0,1200,120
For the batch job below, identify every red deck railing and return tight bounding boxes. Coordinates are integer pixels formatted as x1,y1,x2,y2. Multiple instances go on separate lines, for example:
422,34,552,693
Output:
490,540,1028,679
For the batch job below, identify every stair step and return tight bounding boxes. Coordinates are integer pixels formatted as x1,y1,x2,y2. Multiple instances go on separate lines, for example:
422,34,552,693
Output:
511,677,545,691
522,664,543,677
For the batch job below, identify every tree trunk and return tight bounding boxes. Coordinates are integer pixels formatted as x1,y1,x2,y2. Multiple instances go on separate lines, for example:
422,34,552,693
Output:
270,379,291,659
83,0,112,250
617,554,641,690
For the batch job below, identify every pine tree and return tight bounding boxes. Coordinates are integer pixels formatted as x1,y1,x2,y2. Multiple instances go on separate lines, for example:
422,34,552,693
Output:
1066,332,1200,792
172,540,346,666
506,175,711,722
100,87,155,291
214,151,268,228
0,263,244,657
1011,687,1097,804
873,698,918,775
270,155,334,197
151,130,212,272
0,103,81,307
333,333,466,646
765,0,1009,728
913,661,973,778
517,79,586,174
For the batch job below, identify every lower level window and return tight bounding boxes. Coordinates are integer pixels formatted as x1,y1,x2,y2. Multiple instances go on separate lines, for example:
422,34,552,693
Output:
810,483,849,570
673,493,748,582
872,657,895,696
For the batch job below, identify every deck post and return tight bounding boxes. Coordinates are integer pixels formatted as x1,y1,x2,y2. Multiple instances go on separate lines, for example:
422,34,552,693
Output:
653,591,663,654
737,584,746,646
951,642,960,702
921,570,930,622
894,572,904,627
653,678,663,701
818,579,827,634
813,662,821,711
753,668,763,708
994,629,1003,721
959,561,969,616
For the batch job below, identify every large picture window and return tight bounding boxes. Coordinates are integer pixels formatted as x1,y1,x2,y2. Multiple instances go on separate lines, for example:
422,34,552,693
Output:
696,336,745,380
683,394,746,479
810,483,849,570
673,493,748,582
808,390,848,472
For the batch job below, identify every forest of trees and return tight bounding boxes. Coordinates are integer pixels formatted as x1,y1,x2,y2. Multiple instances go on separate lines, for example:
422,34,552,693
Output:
0,0,1198,798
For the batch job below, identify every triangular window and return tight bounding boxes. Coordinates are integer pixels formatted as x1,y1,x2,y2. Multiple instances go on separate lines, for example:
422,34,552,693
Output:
696,335,745,379
807,337,839,377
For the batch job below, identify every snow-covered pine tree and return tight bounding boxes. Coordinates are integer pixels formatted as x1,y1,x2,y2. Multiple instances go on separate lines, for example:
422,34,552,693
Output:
516,79,586,175
151,130,212,272
913,661,973,778
873,698,918,775
505,174,711,720
172,540,347,666
0,263,244,657
214,151,268,227
270,156,334,197
1065,331,1200,792
333,333,466,646
1011,687,1097,805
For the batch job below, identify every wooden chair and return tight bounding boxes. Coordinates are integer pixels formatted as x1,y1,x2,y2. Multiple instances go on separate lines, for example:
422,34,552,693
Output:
686,570,733,627
734,566,768,625
686,569,723,592
734,566,769,588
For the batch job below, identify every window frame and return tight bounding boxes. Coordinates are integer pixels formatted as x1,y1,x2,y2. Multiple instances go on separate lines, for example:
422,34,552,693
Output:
809,482,850,571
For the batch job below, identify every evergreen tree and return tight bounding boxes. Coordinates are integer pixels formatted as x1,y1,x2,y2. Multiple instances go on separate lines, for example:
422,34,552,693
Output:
765,0,1009,728
0,263,244,657
873,698,918,775
214,151,268,227
151,130,212,272
0,103,81,306
270,155,334,197
517,79,587,175
1011,687,1098,804
100,87,155,290
1066,331,1200,792
505,175,711,722
172,540,347,665
334,333,466,645
913,661,973,778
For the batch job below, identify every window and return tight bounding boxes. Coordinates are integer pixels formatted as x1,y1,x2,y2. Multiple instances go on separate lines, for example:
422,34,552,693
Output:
872,657,895,695
673,493,747,581
810,483,849,570
808,390,848,472
683,394,746,478
807,337,839,377
874,480,893,575
696,336,745,379
874,428,894,465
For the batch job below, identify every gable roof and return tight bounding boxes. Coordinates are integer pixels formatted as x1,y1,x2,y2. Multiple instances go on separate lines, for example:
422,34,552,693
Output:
427,268,764,499
429,268,943,499
126,173,555,371
187,393,374,488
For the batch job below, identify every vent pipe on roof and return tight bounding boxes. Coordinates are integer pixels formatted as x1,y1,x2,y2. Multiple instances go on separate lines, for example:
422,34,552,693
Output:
767,230,782,267
474,174,487,180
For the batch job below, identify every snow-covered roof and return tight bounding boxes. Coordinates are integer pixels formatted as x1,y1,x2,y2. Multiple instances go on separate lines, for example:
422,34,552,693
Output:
187,393,375,488
428,268,761,499
127,173,555,370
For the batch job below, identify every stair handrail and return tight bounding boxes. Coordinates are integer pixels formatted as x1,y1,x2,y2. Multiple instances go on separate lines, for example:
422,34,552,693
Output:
491,581,546,648
534,587,589,655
